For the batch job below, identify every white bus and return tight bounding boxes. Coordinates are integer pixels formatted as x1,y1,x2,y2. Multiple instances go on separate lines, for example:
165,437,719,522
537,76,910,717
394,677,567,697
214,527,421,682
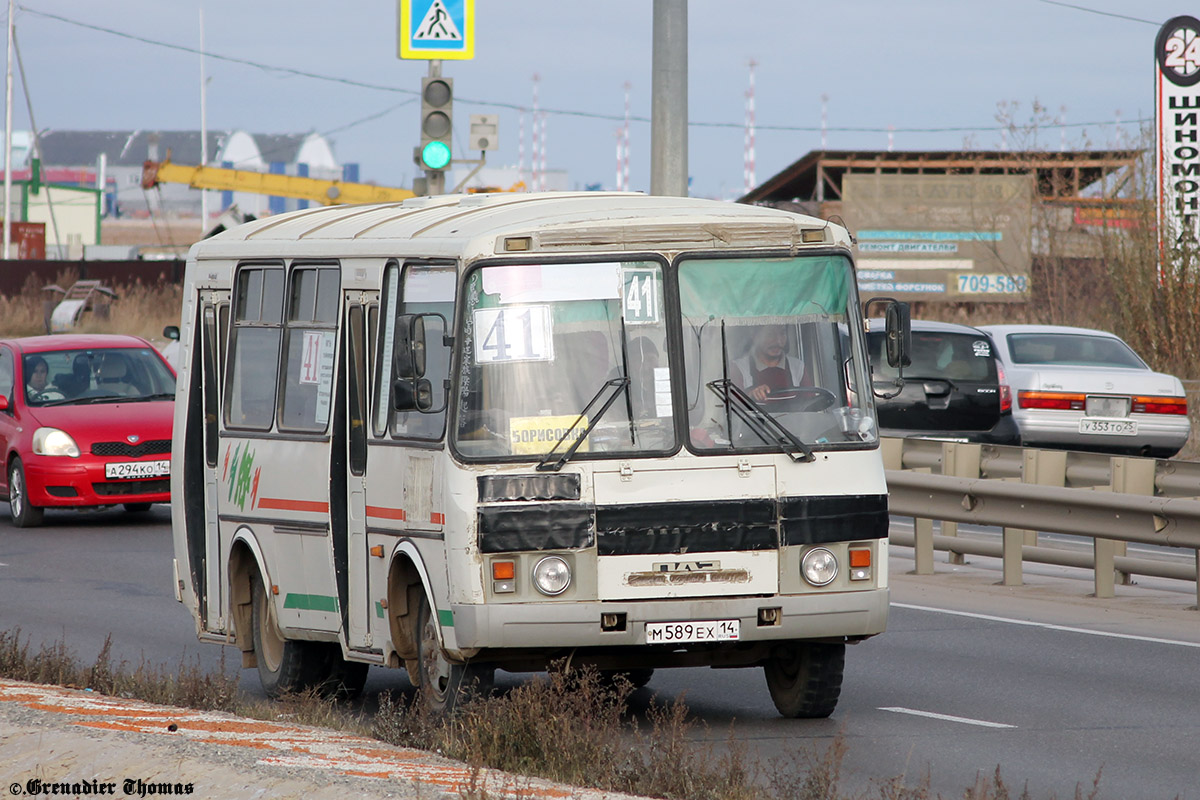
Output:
169,192,909,717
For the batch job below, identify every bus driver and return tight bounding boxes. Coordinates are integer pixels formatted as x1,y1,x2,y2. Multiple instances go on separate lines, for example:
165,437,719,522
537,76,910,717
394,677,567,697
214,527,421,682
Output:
730,324,808,402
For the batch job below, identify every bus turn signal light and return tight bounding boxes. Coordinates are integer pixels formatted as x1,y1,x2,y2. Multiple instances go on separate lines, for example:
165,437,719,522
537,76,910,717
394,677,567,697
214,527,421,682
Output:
492,560,516,594
849,548,871,581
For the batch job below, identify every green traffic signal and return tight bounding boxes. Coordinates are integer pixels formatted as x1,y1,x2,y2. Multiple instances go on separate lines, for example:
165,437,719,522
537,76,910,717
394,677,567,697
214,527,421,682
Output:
421,140,452,170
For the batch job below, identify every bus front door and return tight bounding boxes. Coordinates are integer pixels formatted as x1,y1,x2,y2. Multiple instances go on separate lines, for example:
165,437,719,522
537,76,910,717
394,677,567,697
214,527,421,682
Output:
334,298,371,650
193,293,227,633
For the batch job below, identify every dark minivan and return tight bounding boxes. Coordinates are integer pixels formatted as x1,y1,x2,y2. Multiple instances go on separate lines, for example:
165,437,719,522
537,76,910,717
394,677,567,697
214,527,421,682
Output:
866,319,1020,445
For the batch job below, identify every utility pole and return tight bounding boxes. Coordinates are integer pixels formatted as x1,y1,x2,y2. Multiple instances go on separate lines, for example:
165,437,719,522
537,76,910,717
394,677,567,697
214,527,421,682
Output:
650,0,687,197
199,8,209,226
4,0,14,259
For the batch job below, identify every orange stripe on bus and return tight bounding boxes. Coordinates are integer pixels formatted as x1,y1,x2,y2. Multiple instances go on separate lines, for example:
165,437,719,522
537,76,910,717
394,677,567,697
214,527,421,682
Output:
431,512,445,525
367,505,407,521
257,497,329,513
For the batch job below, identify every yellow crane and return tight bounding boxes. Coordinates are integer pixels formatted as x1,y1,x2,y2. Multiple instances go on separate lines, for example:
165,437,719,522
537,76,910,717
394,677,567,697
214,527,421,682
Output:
140,156,417,205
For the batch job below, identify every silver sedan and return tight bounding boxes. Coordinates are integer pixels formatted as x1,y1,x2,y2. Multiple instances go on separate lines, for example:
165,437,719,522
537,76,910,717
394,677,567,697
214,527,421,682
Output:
978,324,1191,458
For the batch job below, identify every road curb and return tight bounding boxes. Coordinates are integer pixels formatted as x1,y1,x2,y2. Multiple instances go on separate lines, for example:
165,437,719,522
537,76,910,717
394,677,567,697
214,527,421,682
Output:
0,678,642,800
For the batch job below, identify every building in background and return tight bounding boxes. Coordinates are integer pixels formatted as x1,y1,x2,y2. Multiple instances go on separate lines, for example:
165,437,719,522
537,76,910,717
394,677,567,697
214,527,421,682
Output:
5,129,353,222
741,149,1139,307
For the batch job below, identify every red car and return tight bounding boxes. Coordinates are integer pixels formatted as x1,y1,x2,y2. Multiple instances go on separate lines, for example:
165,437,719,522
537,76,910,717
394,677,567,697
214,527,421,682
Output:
0,334,176,527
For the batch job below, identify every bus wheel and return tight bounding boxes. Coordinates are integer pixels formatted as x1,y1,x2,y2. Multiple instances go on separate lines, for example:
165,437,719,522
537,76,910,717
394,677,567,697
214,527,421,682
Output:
315,644,370,700
8,458,44,528
251,571,323,698
763,642,845,718
416,594,493,714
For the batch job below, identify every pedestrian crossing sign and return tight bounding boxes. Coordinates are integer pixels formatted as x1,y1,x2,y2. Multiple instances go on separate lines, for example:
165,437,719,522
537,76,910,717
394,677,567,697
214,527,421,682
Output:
398,0,475,60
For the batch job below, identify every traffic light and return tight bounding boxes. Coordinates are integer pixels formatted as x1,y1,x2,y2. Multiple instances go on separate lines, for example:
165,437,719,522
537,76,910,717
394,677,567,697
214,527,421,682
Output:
419,76,454,171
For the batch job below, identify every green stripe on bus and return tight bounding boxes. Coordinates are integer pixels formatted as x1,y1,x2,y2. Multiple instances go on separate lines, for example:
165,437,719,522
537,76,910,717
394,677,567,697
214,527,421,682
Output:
282,593,339,613
376,601,386,619
438,609,454,627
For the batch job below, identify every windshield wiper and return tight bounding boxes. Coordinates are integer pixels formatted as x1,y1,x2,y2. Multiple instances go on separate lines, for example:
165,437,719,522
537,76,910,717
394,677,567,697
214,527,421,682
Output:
617,317,636,446
122,392,175,402
33,397,81,408
536,376,630,472
707,378,815,463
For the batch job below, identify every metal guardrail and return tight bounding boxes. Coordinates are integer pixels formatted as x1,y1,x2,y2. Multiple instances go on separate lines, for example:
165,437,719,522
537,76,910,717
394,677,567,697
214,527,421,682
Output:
881,438,1200,608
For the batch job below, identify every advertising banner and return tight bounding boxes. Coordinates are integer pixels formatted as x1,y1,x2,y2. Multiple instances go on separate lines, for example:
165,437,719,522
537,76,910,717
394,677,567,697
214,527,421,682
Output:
1155,16,1200,255
844,174,1033,303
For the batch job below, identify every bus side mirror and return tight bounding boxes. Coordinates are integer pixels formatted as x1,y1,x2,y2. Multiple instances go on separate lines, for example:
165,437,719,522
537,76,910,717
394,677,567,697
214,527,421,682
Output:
393,314,427,380
884,301,911,369
393,377,434,412
390,312,449,414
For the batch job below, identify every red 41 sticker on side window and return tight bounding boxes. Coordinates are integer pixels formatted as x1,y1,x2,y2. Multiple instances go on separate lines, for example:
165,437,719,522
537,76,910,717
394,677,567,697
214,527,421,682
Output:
300,330,331,384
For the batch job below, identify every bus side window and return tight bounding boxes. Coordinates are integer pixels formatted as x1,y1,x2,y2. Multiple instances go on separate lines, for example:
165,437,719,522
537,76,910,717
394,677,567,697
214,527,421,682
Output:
225,265,284,430
279,265,340,433
389,263,457,441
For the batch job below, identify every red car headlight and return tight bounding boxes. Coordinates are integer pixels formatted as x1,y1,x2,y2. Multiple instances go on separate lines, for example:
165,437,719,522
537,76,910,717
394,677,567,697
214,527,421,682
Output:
32,427,81,458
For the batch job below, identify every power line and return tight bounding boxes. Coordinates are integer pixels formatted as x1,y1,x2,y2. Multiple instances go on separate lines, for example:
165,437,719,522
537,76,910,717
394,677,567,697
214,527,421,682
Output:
19,7,418,96
1036,0,1158,26
21,4,1150,136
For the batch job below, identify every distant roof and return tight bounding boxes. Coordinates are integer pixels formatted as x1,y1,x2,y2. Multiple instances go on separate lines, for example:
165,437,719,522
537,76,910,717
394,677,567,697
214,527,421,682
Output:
740,149,1142,205
35,130,313,167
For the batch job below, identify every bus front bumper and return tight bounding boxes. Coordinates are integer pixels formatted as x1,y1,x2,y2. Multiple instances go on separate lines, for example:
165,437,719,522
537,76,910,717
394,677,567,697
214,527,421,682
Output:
450,588,888,651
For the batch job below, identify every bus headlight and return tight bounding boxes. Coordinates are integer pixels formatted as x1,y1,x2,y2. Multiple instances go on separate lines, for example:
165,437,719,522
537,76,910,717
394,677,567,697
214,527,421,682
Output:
801,547,838,587
32,427,80,457
532,556,571,596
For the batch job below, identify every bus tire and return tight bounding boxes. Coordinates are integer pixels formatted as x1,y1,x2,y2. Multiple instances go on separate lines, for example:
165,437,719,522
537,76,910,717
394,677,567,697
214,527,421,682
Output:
251,571,324,698
763,641,845,718
415,593,493,714
8,458,44,528
315,644,370,700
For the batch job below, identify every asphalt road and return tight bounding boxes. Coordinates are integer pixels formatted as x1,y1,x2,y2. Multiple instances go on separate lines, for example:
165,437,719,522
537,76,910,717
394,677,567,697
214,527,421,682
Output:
2,505,1198,799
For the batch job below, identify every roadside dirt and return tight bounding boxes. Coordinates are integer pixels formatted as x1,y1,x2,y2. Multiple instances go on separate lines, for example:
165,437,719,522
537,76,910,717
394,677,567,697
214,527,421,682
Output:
0,679,641,800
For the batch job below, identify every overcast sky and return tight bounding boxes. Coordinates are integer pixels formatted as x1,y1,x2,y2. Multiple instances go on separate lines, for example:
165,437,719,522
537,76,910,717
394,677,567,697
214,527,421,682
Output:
7,1,1184,199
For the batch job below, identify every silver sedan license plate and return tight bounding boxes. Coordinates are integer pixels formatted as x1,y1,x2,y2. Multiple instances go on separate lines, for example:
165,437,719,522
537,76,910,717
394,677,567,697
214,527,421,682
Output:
645,619,739,644
105,460,170,479
1079,418,1137,436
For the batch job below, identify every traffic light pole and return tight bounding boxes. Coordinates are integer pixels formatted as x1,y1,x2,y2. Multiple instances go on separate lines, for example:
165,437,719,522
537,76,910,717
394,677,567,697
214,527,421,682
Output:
423,60,447,196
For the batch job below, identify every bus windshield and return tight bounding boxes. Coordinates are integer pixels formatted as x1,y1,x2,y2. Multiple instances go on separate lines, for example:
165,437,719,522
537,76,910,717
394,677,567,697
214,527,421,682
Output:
679,254,876,453
454,260,676,459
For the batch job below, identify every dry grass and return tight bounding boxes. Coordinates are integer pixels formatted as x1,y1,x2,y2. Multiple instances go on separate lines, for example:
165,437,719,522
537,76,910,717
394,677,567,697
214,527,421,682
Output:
0,629,1116,800
0,268,182,342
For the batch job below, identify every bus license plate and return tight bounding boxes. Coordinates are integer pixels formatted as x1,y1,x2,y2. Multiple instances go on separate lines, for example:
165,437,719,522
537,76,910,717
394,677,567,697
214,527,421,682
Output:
105,460,171,479
1079,418,1137,436
644,619,739,644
